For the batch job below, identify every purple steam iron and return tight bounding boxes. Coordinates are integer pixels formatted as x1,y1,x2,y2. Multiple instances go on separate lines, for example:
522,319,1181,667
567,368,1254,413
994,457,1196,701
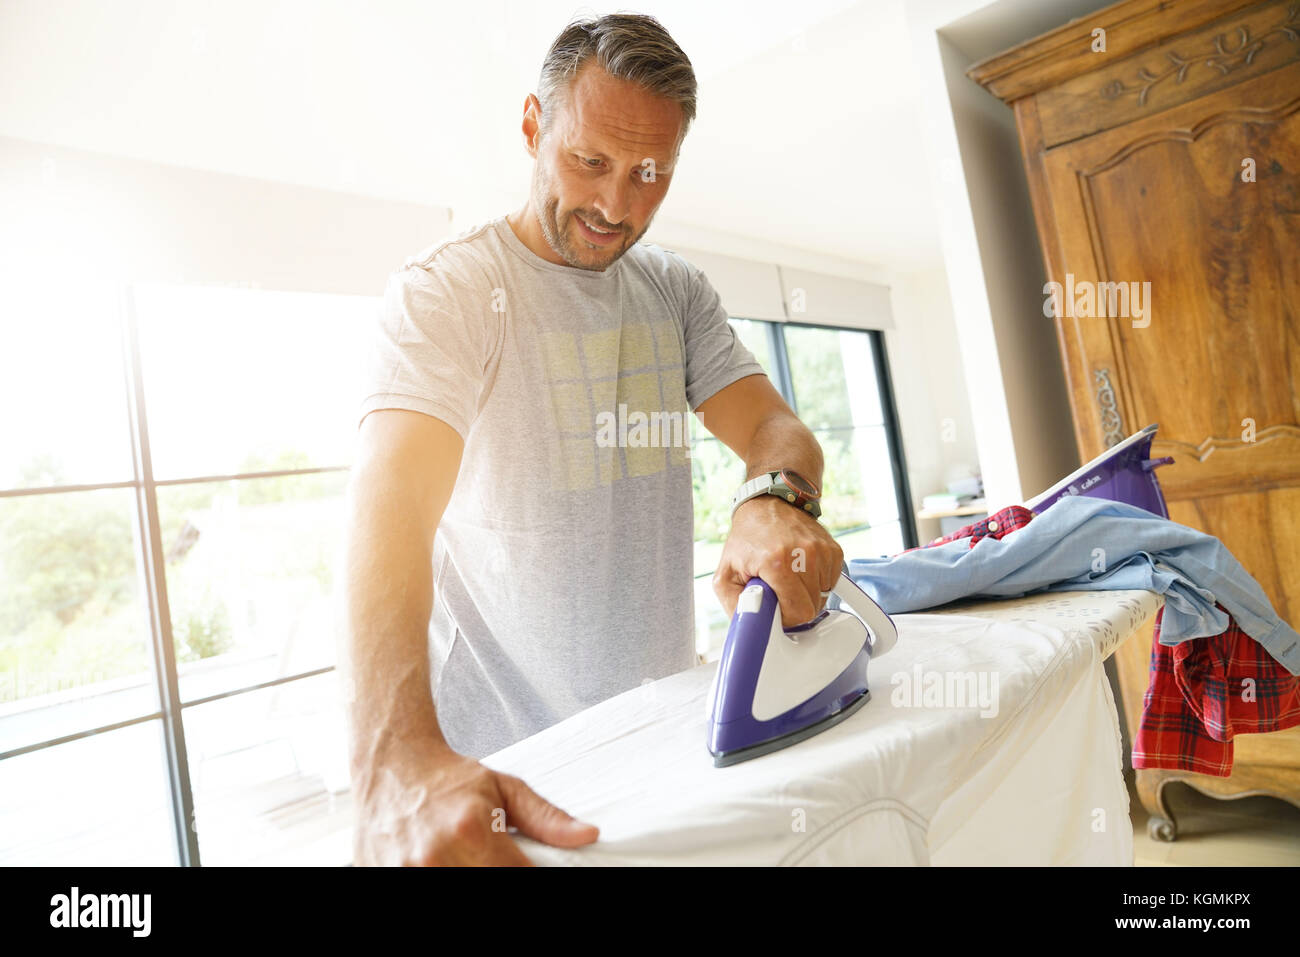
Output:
1024,423,1174,518
706,573,898,767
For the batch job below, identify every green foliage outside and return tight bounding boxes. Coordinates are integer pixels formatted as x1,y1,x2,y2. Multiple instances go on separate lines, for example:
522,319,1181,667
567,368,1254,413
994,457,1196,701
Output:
690,323,873,568
785,326,855,430
2,464,135,633
235,448,338,506
170,580,233,664
689,438,743,544
0,449,341,703
0,481,149,696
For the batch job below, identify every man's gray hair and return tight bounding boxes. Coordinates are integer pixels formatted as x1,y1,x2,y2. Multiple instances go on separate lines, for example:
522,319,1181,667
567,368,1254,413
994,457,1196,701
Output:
536,13,697,148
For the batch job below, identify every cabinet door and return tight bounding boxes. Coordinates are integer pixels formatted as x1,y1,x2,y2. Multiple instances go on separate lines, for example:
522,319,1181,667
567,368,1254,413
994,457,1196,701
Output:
1040,59,1300,623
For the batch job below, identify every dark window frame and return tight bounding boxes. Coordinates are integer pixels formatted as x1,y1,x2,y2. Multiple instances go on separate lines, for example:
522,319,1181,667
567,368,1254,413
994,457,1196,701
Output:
0,283,346,866
695,317,919,558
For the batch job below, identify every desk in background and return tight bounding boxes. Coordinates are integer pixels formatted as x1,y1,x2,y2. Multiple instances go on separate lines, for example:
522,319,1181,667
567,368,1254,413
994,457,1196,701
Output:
916,498,988,539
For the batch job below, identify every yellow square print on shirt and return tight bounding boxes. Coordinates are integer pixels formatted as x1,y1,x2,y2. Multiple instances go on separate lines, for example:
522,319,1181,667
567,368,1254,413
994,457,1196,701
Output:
543,320,690,491
541,330,582,380
549,380,590,433
618,372,670,478
649,319,682,368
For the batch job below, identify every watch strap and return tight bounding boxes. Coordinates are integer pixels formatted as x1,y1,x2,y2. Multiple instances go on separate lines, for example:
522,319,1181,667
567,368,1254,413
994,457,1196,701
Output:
731,470,823,519
730,472,776,513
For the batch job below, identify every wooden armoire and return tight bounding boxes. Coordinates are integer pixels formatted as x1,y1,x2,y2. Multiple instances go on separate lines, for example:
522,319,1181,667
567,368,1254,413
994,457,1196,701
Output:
970,0,1300,841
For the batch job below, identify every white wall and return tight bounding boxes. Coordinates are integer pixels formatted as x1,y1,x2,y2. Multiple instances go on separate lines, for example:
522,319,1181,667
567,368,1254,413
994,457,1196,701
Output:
936,31,1077,505
903,0,1118,507
0,0,914,267
884,267,982,541
0,136,452,295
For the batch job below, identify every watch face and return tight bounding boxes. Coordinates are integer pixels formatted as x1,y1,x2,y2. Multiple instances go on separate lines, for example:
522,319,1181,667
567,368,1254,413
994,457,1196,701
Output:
781,469,820,498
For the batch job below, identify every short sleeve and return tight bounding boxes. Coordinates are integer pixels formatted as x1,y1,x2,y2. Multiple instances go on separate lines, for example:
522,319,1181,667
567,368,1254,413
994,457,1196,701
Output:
680,263,767,409
357,261,496,440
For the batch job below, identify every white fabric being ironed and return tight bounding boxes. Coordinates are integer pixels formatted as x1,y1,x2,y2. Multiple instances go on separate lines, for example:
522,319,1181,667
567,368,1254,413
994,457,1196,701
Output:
481,589,1161,866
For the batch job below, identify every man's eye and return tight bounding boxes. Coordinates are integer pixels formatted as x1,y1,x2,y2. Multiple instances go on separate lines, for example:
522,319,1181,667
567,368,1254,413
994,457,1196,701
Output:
581,157,602,168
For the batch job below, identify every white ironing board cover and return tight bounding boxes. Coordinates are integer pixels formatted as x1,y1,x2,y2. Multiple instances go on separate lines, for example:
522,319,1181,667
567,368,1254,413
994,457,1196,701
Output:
482,589,1162,865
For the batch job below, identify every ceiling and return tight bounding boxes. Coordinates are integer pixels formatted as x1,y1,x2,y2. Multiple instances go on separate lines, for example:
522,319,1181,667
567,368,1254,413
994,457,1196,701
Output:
0,0,947,272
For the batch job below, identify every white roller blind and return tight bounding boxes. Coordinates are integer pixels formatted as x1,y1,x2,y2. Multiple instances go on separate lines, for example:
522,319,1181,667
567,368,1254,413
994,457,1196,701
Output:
656,240,894,330
779,266,894,330
662,245,788,322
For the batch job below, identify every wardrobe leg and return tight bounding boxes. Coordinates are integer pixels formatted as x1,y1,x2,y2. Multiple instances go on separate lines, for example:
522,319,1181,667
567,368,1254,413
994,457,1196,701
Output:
1136,770,1178,842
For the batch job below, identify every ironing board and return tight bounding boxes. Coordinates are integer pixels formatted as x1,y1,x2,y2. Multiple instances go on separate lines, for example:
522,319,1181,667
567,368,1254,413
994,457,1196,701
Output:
482,589,1163,866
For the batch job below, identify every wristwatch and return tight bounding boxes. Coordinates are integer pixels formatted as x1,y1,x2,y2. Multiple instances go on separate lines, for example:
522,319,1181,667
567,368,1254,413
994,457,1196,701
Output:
731,469,822,519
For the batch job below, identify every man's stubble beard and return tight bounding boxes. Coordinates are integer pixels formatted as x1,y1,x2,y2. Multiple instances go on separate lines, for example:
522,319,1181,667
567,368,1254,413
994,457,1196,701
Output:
530,151,656,272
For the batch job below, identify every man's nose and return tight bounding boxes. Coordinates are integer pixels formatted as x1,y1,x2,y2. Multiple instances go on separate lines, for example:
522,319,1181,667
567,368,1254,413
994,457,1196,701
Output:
593,176,632,226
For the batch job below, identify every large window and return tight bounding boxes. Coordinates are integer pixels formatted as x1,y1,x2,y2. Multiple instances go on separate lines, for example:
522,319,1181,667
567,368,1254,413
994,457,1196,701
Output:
691,320,915,660
0,280,912,865
0,278,371,866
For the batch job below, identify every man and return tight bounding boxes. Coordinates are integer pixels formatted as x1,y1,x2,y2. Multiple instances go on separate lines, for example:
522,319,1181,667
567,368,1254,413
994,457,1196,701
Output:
340,13,842,866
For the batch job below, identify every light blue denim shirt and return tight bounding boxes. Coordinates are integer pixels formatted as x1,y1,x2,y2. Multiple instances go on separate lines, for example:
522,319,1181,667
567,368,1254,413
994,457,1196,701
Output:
847,496,1299,675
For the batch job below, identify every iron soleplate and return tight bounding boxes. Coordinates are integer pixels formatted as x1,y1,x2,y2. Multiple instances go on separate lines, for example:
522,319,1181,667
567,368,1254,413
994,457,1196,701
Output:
710,688,871,768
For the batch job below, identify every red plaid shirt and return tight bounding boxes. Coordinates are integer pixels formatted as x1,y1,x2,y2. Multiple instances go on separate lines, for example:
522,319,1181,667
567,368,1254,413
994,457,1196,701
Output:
913,505,1300,777
907,504,1035,551
1132,605,1300,777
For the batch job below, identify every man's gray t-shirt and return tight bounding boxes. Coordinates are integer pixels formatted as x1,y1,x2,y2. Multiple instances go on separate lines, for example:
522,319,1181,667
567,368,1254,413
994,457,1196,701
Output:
357,216,764,758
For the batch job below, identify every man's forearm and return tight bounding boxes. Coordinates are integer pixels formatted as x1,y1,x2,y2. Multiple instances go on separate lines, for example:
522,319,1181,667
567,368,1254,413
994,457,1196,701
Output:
742,411,825,486
714,407,843,624
339,467,450,795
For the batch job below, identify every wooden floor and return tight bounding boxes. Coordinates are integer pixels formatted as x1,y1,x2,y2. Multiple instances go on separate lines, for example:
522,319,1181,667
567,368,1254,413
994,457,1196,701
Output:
1127,770,1300,866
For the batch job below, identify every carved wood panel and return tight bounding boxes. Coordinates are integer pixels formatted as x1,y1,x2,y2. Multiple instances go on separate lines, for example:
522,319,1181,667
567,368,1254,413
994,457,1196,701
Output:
1038,0,1300,146
1042,60,1300,625
1043,61,1300,476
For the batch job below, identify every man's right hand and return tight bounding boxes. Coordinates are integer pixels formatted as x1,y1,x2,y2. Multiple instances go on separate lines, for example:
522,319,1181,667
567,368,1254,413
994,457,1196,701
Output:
345,411,597,865
352,744,600,866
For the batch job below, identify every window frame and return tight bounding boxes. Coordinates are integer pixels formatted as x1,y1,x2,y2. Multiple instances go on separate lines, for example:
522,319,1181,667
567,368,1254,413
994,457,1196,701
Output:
693,318,919,569
0,282,348,866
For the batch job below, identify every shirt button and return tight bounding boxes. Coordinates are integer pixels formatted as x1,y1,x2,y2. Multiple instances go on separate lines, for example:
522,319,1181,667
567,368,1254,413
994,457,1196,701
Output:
987,519,999,532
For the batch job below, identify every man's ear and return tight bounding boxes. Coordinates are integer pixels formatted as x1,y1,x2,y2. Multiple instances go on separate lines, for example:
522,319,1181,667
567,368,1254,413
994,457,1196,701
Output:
521,94,542,157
